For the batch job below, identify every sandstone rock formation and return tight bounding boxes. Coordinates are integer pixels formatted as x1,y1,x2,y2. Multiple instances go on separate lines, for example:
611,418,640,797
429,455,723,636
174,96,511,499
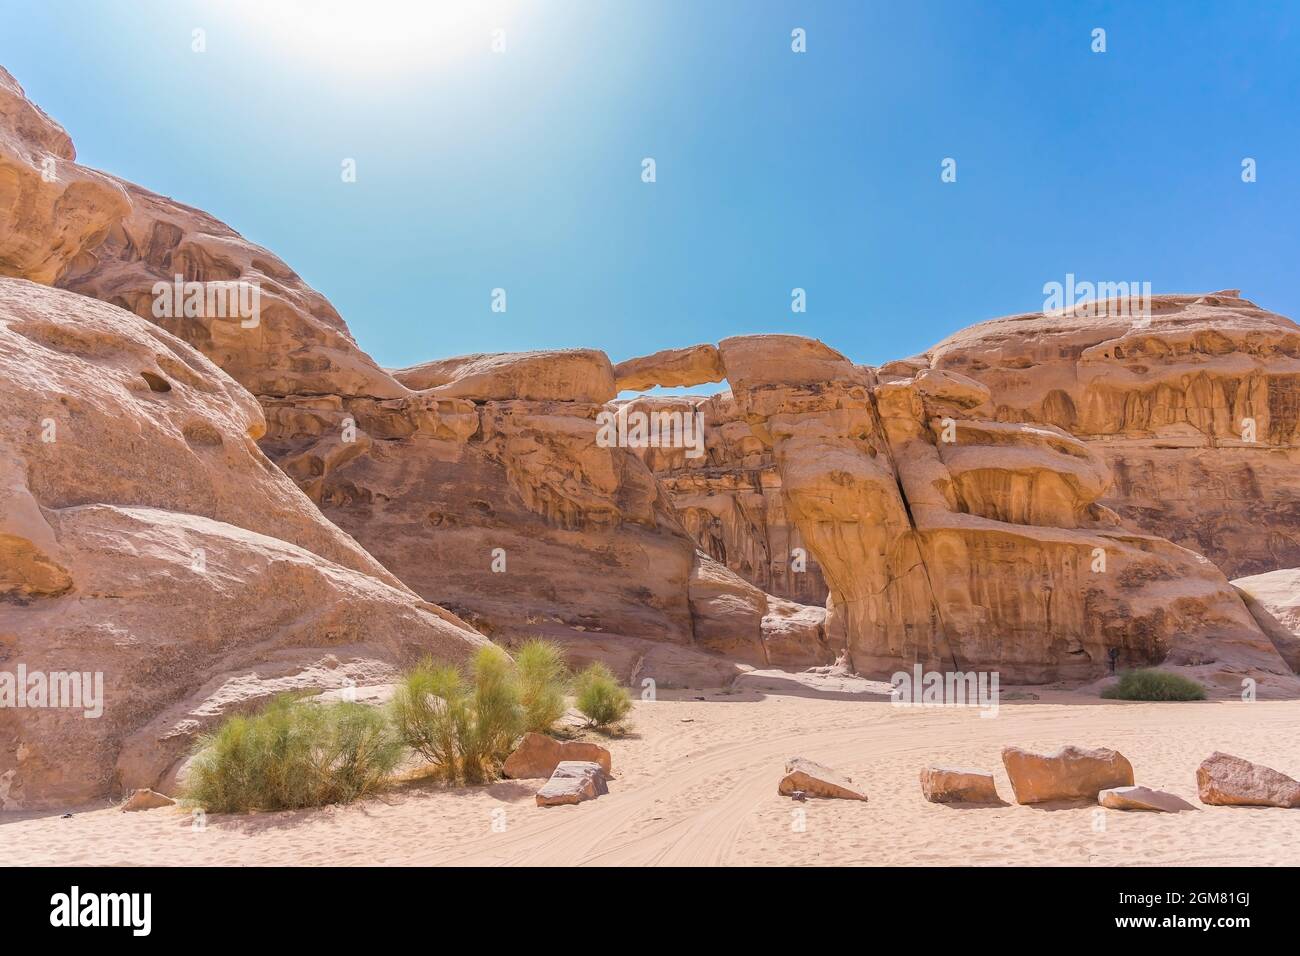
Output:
1232,568,1300,673
1195,752,1300,808
3,60,1298,763
778,756,867,800
620,392,830,607
503,732,612,780
915,292,1300,579
1098,785,1195,812
0,280,488,809
1,67,826,689
919,767,1001,804
714,333,1295,690
1001,745,1134,804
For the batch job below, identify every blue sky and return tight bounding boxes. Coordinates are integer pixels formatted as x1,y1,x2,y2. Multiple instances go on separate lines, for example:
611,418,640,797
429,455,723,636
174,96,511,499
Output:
3,1,1298,374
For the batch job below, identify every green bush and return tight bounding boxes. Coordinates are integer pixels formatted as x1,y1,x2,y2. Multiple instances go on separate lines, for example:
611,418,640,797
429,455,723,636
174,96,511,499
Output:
389,662,470,782
391,644,550,783
1101,669,1207,701
463,645,524,782
514,638,569,733
572,662,632,727
184,695,403,812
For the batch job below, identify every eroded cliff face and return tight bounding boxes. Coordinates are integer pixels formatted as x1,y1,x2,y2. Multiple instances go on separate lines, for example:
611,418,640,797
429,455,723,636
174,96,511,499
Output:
915,292,1300,578
0,67,819,695
618,392,829,607
699,333,1294,692
2,64,1296,723
0,280,488,809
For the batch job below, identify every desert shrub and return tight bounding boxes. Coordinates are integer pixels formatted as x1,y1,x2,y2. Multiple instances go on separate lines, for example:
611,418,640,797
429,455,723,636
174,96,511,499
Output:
462,645,524,781
572,662,632,727
390,661,470,781
391,645,536,783
514,638,569,733
1100,669,1207,701
185,695,403,812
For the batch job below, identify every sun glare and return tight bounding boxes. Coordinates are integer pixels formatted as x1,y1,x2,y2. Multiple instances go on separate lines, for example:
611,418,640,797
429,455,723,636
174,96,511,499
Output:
226,0,536,75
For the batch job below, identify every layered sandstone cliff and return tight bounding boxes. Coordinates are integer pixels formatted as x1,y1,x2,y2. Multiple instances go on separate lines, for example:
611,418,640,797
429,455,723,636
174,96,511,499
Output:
911,292,1300,578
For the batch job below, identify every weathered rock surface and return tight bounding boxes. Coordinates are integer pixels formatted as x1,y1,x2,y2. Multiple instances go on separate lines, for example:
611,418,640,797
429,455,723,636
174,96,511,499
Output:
778,757,867,801
613,343,724,393
922,292,1300,579
721,332,1294,690
535,760,608,807
120,788,175,812
1196,751,1300,807
503,732,612,780
630,392,830,609
3,67,1297,727
0,67,401,401
1098,785,1195,812
393,349,616,403
920,767,1001,804
1001,745,1134,804
1233,568,1300,673
0,280,487,809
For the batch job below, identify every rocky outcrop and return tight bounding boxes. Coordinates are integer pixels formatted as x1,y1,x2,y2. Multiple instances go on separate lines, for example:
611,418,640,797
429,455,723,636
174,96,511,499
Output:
0,280,488,809
1001,745,1134,804
919,292,1300,579
1196,752,1300,808
719,333,1295,690
0,68,400,402
1233,568,1300,673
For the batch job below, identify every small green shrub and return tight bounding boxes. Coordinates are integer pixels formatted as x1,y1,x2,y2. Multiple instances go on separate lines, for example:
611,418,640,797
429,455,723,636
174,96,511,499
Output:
391,644,541,783
514,638,569,733
463,645,524,782
572,662,632,727
185,695,403,812
1101,669,1207,701
390,662,470,782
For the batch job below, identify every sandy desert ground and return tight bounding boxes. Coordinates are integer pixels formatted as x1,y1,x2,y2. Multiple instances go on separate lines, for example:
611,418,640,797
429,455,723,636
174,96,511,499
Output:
4,684,1299,867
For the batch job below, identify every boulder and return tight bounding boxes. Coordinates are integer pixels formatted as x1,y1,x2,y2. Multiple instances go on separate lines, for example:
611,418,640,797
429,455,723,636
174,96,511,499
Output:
920,767,1001,804
1196,752,1300,808
535,760,609,807
503,733,611,780
120,789,176,812
1001,746,1134,804
1098,785,1196,812
778,757,866,801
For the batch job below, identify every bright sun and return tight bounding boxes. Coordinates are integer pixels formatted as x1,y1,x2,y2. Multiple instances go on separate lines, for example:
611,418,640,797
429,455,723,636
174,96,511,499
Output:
226,0,536,75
